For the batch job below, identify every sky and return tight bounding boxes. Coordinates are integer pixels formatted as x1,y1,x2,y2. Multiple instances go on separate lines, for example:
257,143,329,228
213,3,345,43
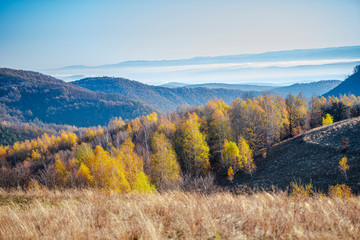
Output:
0,0,360,70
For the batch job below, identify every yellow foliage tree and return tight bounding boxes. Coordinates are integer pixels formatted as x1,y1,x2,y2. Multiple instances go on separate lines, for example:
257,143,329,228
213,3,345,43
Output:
58,132,78,150
77,163,94,186
322,114,333,126
126,124,133,136
108,117,125,132
227,166,234,182
339,156,349,181
238,136,256,178
157,119,176,138
151,132,181,187
210,108,230,168
116,138,143,185
145,112,158,122
0,145,10,166
55,155,70,186
131,118,142,133
94,146,126,191
30,149,42,162
113,138,154,192
285,93,308,136
223,139,242,171
181,113,210,176
132,171,156,193
75,143,94,165
83,126,104,142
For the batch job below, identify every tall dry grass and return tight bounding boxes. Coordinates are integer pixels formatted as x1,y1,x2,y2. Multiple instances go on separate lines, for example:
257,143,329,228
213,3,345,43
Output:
0,188,359,239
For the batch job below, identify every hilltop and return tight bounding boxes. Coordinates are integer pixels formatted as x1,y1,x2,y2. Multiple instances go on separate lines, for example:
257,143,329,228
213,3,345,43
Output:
232,117,360,193
323,65,360,97
0,68,155,127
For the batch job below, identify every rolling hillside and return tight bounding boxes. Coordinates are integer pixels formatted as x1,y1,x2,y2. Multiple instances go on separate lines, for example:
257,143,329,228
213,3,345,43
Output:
323,65,360,97
232,116,360,193
272,80,341,97
0,68,155,127
72,77,260,112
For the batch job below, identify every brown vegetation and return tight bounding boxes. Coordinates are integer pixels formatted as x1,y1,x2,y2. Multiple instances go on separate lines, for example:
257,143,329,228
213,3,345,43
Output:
0,188,359,240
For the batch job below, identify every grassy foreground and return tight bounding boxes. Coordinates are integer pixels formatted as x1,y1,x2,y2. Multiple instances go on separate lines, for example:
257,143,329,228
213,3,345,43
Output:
0,189,359,240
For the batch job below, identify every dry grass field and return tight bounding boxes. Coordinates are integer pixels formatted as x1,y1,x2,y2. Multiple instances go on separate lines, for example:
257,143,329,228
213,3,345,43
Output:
0,188,359,240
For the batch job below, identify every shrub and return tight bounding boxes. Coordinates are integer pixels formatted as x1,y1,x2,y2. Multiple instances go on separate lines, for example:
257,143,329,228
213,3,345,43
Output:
290,182,314,198
329,184,353,199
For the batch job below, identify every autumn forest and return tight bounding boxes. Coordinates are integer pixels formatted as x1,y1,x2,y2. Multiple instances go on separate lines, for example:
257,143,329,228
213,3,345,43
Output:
1,92,359,193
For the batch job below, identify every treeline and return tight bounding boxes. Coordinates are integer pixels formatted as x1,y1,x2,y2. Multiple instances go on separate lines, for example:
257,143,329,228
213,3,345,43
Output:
0,94,360,192
0,120,81,146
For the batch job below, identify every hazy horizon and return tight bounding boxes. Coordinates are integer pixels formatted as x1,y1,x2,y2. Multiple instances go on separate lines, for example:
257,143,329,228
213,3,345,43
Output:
39,46,360,85
1,0,360,69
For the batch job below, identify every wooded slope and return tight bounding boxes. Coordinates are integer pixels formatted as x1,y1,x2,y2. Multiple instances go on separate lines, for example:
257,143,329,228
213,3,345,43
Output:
0,68,155,127
233,117,360,193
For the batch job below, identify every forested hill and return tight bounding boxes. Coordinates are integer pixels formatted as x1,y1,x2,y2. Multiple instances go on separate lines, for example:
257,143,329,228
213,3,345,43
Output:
71,77,260,112
0,68,155,127
323,65,360,97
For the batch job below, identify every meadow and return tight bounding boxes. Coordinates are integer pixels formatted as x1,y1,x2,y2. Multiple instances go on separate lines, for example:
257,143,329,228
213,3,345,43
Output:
0,188,359,240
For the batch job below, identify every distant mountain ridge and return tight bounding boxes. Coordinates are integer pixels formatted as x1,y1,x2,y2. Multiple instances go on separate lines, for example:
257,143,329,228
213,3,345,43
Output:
323,65,360,97
161,83,275,92
59,46,360,70
160,82,190,88
160,80,342,97
71,77,260,112
0,68,155,127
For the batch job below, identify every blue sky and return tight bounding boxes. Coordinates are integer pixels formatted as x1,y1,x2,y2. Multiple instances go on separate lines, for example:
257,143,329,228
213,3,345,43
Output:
0,0,359,69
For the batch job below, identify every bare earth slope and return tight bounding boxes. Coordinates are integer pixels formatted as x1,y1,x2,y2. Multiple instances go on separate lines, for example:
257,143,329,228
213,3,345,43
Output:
233,117,360,193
